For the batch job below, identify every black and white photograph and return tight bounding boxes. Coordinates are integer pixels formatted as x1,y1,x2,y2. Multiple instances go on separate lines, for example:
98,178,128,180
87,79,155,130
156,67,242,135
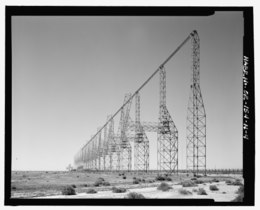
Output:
4,5,255,206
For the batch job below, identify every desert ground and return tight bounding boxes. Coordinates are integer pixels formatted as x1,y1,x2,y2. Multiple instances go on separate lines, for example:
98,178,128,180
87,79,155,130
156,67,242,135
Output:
10,170,243,201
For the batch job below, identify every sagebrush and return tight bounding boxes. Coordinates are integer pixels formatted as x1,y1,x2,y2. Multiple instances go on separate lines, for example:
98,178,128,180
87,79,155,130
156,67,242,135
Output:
125,192,145,199
61,186,76,195
157,182,172,191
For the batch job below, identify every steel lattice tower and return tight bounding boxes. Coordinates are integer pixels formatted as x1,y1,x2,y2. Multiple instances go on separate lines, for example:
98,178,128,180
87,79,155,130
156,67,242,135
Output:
157,66,178,173
102,122,108,170
107,117,117,170
134,92,149,171
98,129,102,170
117,93,132,171
186,30,206,175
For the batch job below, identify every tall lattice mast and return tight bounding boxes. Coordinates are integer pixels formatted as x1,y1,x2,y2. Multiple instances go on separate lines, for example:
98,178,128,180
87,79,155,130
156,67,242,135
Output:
117,93,132,171
97,128,102,170
157,66,178,174
107,117,116,170
186,30,206,175
102,122,108,170
134,92,149,171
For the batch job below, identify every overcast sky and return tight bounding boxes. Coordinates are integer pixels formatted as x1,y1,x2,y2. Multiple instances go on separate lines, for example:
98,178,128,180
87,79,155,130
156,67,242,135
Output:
12,12,243,171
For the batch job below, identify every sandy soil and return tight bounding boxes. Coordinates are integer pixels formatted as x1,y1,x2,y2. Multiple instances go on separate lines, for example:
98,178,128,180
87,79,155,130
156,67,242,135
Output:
11,171,242,201
36,181,240,201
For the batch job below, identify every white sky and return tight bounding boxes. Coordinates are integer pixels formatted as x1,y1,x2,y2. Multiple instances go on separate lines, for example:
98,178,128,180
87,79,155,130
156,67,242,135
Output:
11,12,244,171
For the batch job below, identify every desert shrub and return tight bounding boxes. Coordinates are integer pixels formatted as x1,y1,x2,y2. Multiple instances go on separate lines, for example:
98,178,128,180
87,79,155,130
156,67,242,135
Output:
102,181,111,186
178,188,192,195
71,184,77,188
61,185,76,195
194,180,204,184
157,182,172,191
225,180,232,185
191,177,197,181
180,181,198,188
155,174,166,181
86,188,97,194
133,177,136,179
98,177,105,182
192,188,198,192
197,188,207,195
226,179,242,186
133,179,140,184
133,178,143,184
83,184,88,187
123,176,126,179
232,194,243,202
236,185,244,194
112,186,127,193
222,192,226,194
212,178,219,183
45,171,48,174
94,177,106,186
165,177,172,181
125,192,145,199
209,185,219,191
233,179,243,186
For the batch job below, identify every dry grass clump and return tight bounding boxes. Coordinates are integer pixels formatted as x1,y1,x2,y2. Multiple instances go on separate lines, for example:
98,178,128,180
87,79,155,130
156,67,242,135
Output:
232,179,243,186
197,188,207,195
192,188,198,193
209,185,219,191
226,179,243,186
112,186,127,193
133,177,146,184
179,180,198,188
86,188,97,194
194,180,204,184
102,181,111,186
178,188,192,195
133,179,140,184
61,185,76,195
94,177,110,187
157,182,172,191
155,174,172,181
125,192,145,199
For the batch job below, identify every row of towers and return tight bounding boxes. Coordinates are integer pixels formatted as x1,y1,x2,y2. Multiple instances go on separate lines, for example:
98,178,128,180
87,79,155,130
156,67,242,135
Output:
74,30,206,175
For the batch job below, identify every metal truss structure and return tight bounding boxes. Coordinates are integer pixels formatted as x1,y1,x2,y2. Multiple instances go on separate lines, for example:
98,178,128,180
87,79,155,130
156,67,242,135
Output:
117,93,133,171
74,30,206,175
186,31,206,175
133,93,149,171
157,67,178,173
